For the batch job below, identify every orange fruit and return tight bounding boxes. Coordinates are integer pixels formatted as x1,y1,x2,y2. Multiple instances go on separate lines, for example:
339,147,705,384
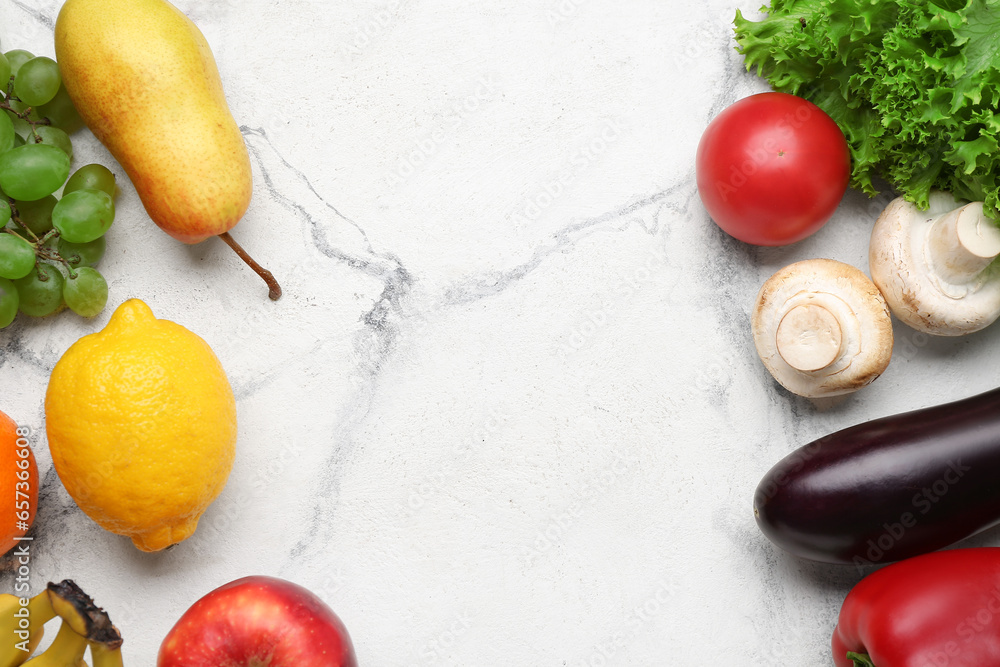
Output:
0,409,38,555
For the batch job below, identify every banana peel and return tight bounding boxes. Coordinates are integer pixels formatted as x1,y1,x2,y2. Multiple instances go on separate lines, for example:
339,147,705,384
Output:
5,581,122,667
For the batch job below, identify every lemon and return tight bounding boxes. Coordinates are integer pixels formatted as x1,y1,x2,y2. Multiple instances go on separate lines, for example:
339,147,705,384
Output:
45,299,236,552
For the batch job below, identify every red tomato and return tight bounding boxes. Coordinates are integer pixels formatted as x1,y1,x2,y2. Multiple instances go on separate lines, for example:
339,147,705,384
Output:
696,92,851,246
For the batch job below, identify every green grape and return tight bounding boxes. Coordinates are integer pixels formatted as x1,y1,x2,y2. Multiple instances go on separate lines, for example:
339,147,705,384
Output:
13,195,57,236
11,133,23,148
35,85,82,133
52,189,115,243
31,126,73,159
65,164,116,198
0,277,17,328
14,262,63,317
0,233,36,280
0,112,14,155
0,53,10,91
0,144,71,201
4,50,33,77
0,200,9,227
62,266,107,318
58,236,105,269
13,57,61,107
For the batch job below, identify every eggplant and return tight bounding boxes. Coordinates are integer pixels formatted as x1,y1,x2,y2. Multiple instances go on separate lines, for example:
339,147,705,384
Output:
754,387,1000,565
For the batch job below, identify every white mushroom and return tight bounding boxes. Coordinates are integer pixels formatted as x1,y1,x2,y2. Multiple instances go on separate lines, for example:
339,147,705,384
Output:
869,191,1000,336
752,258,894,398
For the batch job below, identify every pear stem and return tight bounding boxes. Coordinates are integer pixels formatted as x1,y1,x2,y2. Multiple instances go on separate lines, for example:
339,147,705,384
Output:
218,232,282,301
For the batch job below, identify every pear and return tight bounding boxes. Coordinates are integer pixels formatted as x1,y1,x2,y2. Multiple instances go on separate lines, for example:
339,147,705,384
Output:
54,0,281,299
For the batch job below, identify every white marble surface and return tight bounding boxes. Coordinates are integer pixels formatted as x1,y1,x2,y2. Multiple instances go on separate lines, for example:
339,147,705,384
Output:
3,0,1000,665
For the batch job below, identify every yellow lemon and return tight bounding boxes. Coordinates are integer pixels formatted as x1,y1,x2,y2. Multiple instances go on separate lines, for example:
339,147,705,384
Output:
45,299,236,552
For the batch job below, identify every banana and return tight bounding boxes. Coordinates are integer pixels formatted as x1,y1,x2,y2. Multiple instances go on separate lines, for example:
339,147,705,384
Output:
0,591,56,667
26,582,122,667
0,581,122,667
0,594,26,667
87,644,120,667
21,622,87,667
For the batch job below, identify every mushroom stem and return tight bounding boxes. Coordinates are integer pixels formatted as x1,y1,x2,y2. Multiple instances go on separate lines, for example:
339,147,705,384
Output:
775,303,844,372
927,202,1000,284
752,259,893,398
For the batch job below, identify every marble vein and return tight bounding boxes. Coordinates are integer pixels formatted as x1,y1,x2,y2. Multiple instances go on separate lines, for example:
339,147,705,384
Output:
441,180,694,309
7,1,55,30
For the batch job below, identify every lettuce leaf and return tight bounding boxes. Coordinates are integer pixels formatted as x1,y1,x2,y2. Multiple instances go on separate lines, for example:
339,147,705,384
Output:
734,0,1000,217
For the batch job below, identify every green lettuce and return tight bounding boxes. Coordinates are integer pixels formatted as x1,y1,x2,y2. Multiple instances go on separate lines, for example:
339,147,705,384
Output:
734,0,1000,217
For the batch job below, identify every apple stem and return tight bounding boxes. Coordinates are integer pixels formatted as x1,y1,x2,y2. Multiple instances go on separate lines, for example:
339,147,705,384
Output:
219,231,282,301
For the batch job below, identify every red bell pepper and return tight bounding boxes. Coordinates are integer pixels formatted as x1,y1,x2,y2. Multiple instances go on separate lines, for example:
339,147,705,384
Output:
832,548,1000,666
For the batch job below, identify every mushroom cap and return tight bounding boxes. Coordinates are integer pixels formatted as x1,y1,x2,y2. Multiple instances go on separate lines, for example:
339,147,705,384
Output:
752,258,894,398
869,191,1000,336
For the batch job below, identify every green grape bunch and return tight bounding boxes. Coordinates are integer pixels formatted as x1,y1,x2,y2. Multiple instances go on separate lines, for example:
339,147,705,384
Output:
0,44,118,328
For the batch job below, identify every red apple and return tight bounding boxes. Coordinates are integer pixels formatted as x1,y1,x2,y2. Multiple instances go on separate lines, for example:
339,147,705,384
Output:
157,575,358,667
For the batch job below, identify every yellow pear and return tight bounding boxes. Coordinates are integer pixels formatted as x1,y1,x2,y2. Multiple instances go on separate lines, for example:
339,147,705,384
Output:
54,0,280,299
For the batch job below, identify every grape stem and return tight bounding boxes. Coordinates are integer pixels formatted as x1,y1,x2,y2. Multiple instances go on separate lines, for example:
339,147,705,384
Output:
6,201,40,242
218,231,282,301
6,199,77,278
35,247,77,279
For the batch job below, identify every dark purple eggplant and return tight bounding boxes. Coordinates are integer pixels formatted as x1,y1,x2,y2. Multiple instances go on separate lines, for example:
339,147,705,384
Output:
754,387,1000,565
